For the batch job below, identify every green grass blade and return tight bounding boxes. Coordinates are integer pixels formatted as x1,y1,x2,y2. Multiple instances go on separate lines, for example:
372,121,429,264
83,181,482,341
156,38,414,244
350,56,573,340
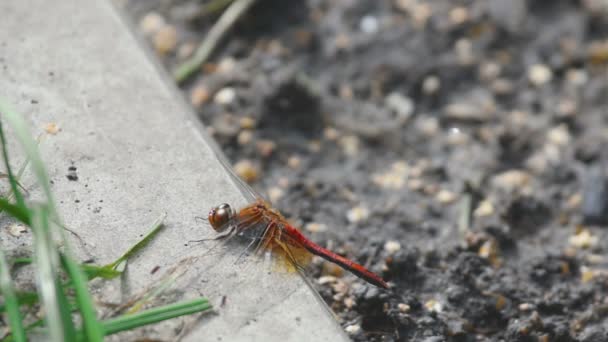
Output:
9,257,31,266
59,255,104,342
101,298,212,336
0,120,26,210
0,197,30,225
0,291,39,313
5,154,32,204
30,205,71,342
81,264,122,280
0,248,27,342
106,213,166,270
10,257,120,280
0,101,56,216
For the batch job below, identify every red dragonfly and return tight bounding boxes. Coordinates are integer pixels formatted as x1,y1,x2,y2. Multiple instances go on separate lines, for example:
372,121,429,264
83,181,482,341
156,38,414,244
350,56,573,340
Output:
205,198,388,289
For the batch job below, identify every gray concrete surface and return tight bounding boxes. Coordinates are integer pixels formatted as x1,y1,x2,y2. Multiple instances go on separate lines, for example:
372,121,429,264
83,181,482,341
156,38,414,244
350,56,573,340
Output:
0,1,349,340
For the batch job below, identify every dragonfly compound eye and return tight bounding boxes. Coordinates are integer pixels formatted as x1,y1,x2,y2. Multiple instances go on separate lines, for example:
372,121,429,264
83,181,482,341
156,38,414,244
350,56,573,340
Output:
209,203,234,232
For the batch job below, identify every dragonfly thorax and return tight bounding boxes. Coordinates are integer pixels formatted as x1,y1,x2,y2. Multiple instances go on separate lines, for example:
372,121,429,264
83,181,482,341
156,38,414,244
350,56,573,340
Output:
208,203,235,232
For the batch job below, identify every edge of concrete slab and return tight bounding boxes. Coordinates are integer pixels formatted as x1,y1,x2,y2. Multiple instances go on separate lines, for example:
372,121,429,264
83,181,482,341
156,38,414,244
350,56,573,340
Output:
0,1,350,340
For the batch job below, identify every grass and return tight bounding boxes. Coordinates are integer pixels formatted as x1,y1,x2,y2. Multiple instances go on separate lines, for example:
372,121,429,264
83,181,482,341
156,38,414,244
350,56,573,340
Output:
0,100,212,341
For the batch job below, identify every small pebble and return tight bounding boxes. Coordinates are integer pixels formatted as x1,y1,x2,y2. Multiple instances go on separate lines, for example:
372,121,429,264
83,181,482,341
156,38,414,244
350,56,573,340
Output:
580,266,595,283
339,135,360,156
478,239,500,267
491,170,531,191
217,57,237,74
587,254,604,264
528,64,553,86
190,85,210,108
411,3,432,27
305,222,327,233
424,299,442,313
346,205,370,223
449,6,469,25
308,140,322,153
418,116,440,136
546,124,571,146
445,127,469,145
233,160,258,183
237,130,253,145
334,33,351,50
44,123,60,135
445,102,490,121
360,15,379,34
491,78,514,94
479,61,501,81
588,40,608,65
398,303,411,313
436,189,458,204
214,87,236,105
345,324,361,334
384,240,401,255
287,155,301,169
344,296,355,309
371,161,409,189
153,25,178,54
267,186,284,203
385,92,414,123
455,38,474,65
318,275,338,285
569,228,598,249
407,178,424,191
519,303,533,311
422,75,441,95
565,68,588,87
495,294,507,310
255,139,276,157
339,84,353,99
323,127,340,141
8,223,27,237
212,114,239,137
139,12,165,35
239,116,256,129
474,200,495,217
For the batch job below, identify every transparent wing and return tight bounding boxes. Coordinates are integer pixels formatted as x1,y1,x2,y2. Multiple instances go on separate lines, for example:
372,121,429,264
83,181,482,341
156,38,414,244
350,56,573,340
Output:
212,149,265,203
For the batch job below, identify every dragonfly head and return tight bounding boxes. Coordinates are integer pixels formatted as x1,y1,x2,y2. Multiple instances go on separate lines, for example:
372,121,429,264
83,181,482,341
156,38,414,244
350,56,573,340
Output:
208,203,235,232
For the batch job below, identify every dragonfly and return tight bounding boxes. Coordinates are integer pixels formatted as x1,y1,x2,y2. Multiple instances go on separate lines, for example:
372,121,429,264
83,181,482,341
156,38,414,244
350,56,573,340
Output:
206,199,388,289
200,154,389,289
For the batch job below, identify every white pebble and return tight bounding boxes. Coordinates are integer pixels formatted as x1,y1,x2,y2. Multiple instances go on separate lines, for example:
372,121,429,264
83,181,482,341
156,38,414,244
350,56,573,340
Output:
384,240,401,255
346,205,370,223
359,15,379,34
345,324,361,334
214,87,236,105
385,92,414,122
528,64,553,86
546,124,571,146
139,12,165,35
422,75,441,95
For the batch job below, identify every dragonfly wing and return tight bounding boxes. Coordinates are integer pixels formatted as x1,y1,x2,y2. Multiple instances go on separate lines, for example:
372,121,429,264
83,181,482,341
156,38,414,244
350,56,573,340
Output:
270,229,313,274
212,149,266,203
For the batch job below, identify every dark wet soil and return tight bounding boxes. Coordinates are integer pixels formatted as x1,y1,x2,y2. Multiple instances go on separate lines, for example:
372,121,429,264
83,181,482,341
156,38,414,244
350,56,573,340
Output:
125,0,608,340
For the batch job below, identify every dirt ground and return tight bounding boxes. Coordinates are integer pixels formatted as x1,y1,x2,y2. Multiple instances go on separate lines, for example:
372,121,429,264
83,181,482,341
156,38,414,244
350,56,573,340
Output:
124,0,608,340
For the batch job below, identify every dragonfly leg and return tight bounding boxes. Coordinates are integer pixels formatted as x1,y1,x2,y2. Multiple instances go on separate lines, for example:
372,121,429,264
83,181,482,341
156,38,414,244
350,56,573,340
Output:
234,236,260,265
188,225,236,244
253,222,275,255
